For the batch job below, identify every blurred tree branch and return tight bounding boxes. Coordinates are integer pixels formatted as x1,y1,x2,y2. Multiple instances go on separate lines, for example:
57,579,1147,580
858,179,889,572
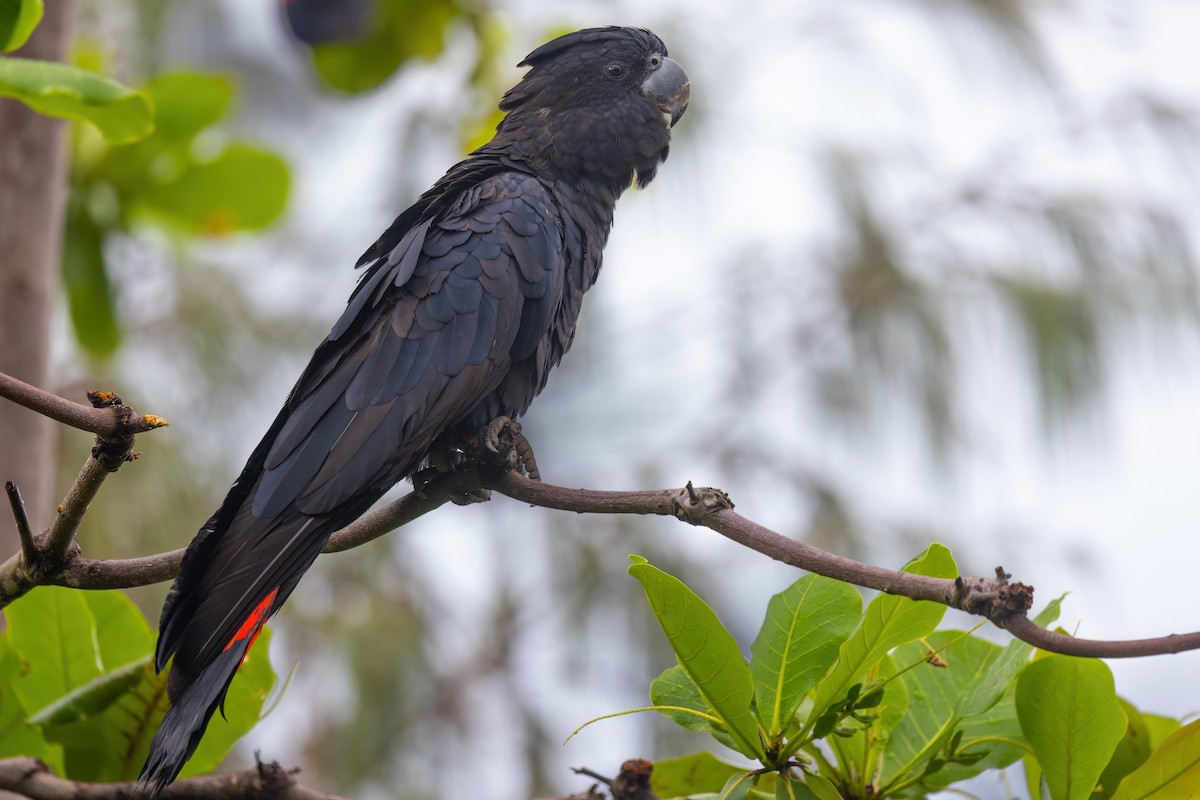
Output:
0,0,74,555
0,755,348,800
3,371,1199,660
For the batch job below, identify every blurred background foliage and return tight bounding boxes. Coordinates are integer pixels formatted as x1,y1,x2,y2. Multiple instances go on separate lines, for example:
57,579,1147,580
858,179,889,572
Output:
29,0,1200,798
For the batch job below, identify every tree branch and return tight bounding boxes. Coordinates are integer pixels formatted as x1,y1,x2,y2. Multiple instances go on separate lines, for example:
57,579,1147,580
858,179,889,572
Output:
0,756,347,800
0,467,478,601
0,381,167,605
3,372,1197,661
0,372,168,439
479,469,1200,660
5,482,35,563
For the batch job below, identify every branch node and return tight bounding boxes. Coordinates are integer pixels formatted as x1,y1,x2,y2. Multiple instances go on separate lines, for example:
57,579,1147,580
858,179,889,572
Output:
86,390,122,408
673,484,734,525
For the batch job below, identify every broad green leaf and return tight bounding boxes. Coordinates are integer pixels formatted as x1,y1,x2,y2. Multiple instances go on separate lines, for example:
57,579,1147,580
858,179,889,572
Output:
0,0,42,52
810,544,956,726
1096,699,1153,799
800,774,841,800
38,659,165,783
307,0,456,93
652,752,746,798
1140,715,1180,753
650,665,736,750
0,643,60,768
28,657,149,726
1016,655,1125,800
651,665,712,731
749,575,860,735
775,776,819,800
6,587,102,712
922,685,1028,790
717,771,755,800
181,627,277,778
629,556,762,759
130,144,289,234
62,211,119,356
143,72,232,144
1112,718,1200,800
82,589,154,670
883,631,1004,787
38,628,275,781
1026,752,1046,800
962,594,1063,717
0,57,152,143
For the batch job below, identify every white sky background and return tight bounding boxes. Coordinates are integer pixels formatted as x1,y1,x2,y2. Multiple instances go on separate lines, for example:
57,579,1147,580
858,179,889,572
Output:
142,0,1200,797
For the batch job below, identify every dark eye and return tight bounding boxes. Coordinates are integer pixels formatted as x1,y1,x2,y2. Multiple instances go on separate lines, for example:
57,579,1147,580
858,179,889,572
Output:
648,54,663,69
605,61,625,79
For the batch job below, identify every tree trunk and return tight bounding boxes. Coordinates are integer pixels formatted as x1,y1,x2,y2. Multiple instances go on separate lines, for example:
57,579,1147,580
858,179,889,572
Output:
0,0,74,553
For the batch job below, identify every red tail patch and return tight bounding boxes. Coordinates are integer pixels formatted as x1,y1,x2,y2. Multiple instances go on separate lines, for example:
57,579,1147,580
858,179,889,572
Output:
224,588,279,653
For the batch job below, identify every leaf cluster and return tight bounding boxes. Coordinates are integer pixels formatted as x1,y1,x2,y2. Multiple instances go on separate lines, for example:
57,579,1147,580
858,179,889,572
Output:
609,549,1199,800
65,70,290,356
0,586,276,782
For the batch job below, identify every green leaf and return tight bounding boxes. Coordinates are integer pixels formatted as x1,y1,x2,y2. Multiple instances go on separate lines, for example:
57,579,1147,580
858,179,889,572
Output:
0,643,60,768
27,656,150,726
37,628,275,781
629,556,763,759
1095,699,1153,799
800,774,841,800
650,666,739,752
1111,718,1200,800
37,658,163,782
0,0,42,52
717,771,755,800
5,587,102,712
810,544,956,727
129,144,289,234
775,776,819,800
1016,655,1126,800
883,631,1005,787
307,0,456,93
0,57,152,143
1140,715,1180,753
1026,752,1047,800
650,666,721,727
62,211,120,356
652,752,746,798
922,685,1027,790
82,589,154,671
6,587,273,781
142,72,232,144
749,575,861,736
960,595,1063,717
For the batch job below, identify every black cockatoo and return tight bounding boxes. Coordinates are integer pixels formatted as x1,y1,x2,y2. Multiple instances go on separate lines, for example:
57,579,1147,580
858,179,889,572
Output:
140,26,689,793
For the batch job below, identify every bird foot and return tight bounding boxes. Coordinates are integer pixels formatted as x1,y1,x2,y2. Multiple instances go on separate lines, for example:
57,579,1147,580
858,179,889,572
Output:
475,416,542,481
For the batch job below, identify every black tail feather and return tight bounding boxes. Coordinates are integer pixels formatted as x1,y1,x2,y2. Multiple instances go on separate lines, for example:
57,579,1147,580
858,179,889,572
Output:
138,646,246,797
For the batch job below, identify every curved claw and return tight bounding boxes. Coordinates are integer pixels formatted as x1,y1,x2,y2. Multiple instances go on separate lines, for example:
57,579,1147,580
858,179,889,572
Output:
481,416,542,481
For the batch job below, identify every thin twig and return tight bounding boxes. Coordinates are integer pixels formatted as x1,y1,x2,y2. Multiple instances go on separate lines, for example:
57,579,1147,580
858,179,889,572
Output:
7,469,472,598
481,469,1200,660
0,371,168,438
5,482,35,563
0,755,348,800
42,452,110,563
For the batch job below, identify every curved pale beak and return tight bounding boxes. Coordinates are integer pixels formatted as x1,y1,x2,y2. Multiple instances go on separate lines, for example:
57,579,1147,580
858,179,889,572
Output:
642,57,691,127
